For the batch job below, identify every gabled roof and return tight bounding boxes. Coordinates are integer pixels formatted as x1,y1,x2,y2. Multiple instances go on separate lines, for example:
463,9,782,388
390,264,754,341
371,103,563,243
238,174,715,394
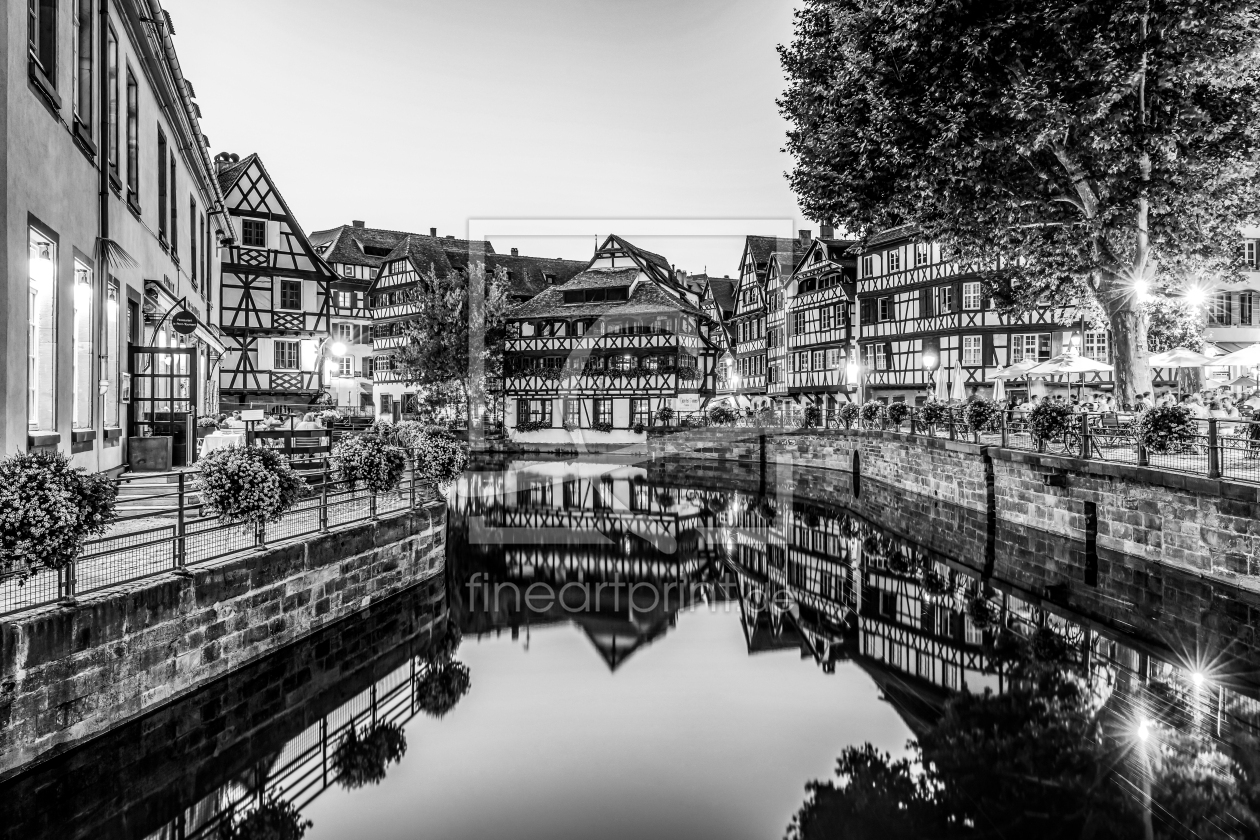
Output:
308,225,411,268
705,277,736,315
508,269,704,320
215,153,255,194
741,235,812,284
863,224,920,249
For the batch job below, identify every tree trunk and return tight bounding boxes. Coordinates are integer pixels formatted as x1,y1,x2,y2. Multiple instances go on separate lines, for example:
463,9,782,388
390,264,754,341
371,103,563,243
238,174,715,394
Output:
1103,298,1152,404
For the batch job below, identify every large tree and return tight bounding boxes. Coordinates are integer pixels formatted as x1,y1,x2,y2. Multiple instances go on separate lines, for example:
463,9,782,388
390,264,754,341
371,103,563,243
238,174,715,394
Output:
779,0,1260,400
394,262,510,430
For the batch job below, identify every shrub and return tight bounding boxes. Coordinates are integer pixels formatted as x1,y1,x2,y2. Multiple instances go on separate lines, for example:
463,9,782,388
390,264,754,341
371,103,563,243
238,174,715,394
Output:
0,451,118,581
412,429,469,488
1028,401,1074,443
589,421,615,433
709,405,739,426
676,367,700,382
859,399,886,425
417,660,472,717
886,402,911,427
332,723,408,790
334,433,407,494
837,402,861,428
632,421,646,434
195,446,305,526
655,406,675,425
803,404,822,427
225,798,311,840
963,398,1003,433
514,419,551,433
919,400,950,426
1135,404,1198,454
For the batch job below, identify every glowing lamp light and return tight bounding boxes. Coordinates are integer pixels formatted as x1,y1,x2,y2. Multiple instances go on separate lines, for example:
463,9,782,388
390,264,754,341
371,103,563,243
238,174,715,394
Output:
1133,279,1150,301
1192,671,1206,688
29,247,55,291
75,280,93,308
329,341,348,357
325,360,337,376
922,352,938,371
1136,719,1151,741
1184,287,1208,308
107,289,119,317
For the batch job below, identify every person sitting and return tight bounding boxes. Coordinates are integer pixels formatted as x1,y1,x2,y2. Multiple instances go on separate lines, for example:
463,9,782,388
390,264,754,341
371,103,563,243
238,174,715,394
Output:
1216,397,1242,435
295,412,323,430
1186,394,1210,420
223,411,245,430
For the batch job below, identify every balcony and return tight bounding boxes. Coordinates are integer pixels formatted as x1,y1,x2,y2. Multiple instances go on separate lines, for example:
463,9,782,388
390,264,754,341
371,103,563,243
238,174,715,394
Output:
505,367,702,394
505,333,702,355
219,370,320,393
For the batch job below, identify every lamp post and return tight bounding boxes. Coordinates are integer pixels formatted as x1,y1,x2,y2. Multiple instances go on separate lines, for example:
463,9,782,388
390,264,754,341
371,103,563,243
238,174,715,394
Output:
922,351,939,396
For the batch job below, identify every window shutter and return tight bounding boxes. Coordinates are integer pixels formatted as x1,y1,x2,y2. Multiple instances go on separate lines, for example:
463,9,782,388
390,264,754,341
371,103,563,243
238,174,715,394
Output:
362,357,371,378
884,341,894,370
982,333,995,366
860,298,873,324
920,286,933,318
1042,333,1055,360
953,281,964,309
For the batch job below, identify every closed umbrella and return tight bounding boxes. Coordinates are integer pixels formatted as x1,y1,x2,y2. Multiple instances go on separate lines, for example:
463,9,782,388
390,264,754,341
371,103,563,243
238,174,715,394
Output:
933,365,950,401
948,360,967,402
992,376,1006,403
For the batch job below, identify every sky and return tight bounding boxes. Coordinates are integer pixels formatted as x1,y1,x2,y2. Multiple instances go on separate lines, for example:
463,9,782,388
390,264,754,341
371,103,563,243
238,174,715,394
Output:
162,0,809,279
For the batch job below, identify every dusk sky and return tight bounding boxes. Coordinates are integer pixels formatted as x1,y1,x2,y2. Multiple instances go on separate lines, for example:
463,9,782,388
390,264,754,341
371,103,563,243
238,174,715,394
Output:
164,0,808,278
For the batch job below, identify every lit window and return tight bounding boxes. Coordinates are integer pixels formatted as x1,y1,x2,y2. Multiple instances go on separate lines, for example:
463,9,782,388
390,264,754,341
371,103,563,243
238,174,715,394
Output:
337,323,353,343
878,297,893,321
937,285,954,313
1083,331,1108,362
28,229,57,431
861,255,875,277
962,335,982,366
962,282,983,310
1244,240,1256,268
1208,293,1231,325
104,281,120,427
874,345,887,371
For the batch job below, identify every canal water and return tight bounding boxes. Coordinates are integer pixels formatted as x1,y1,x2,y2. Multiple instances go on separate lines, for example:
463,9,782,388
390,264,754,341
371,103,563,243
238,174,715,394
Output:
2,455,1257,839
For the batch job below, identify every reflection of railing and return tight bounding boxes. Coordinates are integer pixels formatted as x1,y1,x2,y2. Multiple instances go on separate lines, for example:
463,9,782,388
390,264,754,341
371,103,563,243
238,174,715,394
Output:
0,452,440,618
147,653,439,840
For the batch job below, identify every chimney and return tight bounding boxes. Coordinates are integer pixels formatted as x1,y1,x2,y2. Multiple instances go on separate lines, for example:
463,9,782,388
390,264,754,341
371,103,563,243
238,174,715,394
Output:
430,227,437,237
213,151,238,174
799,229,812,246
511,247,519,256
352,220,365,229
820,223,834,240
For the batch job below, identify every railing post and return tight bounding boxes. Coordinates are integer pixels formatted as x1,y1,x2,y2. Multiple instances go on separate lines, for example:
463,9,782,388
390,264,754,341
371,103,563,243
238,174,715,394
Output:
1079,412,1090,460
256,520,266,549
409,451,417,509
948,412,956,441
910,409,918,436
319,456,330,533
59,562,76,604
1000,410,1009,449
1208,418,1221,479
370,485,378,521
176,471,187,571
1137,438,1149,466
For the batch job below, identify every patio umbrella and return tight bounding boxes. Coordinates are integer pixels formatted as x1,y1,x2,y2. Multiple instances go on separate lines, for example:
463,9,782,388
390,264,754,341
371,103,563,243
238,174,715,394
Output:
992,359,1040,379
948,360,967,402
1027,353,1115,402
933,365,950,401
1213,343,1260,368
992,376,1006,403
1148,347,1213,367
1229,375,1259,389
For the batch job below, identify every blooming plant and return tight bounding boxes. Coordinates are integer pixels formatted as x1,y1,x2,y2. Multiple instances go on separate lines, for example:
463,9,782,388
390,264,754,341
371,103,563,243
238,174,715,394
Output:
803,404,823,428
332,723,408,789
412,429,469,488
919,400,950,427
589,420,615,434
427,622,462,665
417,660,472,718
319,410,341,426
1028,401,1074,444
886,401,911,427
859,399,887,426
196,415,220,429
225,797,311,840
1135,404,1197,454
333,433,407,494
0,451,118,582
514,419,551,433
709,405,739,426
632,421,647,434
963,398,1003,433
655,406,675,425
967,596,1001,630
562,419,578,432
195,446,306,526
837,402,861,428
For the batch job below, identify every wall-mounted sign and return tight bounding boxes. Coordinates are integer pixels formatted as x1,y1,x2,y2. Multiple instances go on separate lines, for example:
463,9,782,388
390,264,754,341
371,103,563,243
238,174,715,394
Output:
171,311,198,335
675,394,700,412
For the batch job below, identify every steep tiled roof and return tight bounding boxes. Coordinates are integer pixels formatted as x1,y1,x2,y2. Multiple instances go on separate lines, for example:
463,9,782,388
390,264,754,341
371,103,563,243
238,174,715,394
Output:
744,235,810,282
706,277,736,314
309,225,411,267
863,224,920,249
215,153,255,193
486,253,588,300
557,267,640,290
509,273,703,320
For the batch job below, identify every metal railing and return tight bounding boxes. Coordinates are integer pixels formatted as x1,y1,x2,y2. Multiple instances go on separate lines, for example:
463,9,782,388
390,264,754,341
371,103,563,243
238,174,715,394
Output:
659,407,1260,486
0,450,438,619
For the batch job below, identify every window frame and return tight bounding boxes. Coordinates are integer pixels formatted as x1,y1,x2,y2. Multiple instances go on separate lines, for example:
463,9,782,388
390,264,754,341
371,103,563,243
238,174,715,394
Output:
273,340,301,371
961,335,982,367
125,67,139,203
278,279,303,312
962,281,983,311
241,218,268,250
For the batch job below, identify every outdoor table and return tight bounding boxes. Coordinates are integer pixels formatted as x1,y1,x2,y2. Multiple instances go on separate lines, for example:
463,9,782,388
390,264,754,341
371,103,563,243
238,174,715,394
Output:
201,431,246,454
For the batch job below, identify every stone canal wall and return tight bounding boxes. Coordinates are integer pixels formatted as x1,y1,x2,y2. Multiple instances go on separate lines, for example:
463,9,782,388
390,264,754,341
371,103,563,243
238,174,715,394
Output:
0,501,446,780
639,427,1260,581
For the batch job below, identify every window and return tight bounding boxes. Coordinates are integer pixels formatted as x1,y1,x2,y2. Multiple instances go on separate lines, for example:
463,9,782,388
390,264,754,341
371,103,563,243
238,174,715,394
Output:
861,255,875,277
242,219,267,249
812,349,825,371
798,351,810,371
565,398,581,426
915,244,929,266
631,398,650,427
28,229,57,431
338,355,354,377
819,307,832,331
826,348,843,369
343,264,354,277
29,0,57,84
887,250,901,272
1240,292,1254,325
962,282,982,310
937,285,954,313
1245,240,1257,268
274,341,300,370
107,27,118,173
878,297,893,321
962,335,982,366
337,290,353,310
337,323,354,343
1208,292,1231,325
72,260,94,429
593,398,613,426
157,130,168,239
73,0,93,127
875,344,887,371
104,279,119,427
189,198,198,285
1083,331,1109,362
279,279,302,311
793,311,806,334
126,68,139,200
170,158,178,259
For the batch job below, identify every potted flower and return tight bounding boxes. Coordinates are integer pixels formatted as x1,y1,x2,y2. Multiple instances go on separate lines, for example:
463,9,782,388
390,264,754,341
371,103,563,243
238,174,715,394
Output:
589,420,615,434
195,415,220,441
859,399,887,429
195,446,306,525
886,401,911,430
708,405,738,426
962,398,1002,435
803,403,822,428
837,402,860,429
632,421,647,434
332,722,408,789
1028,401,1074,451
412,429,470,488
562,419,578,432
333,432,407,494
1135,404,1197,454
0,451,118,583
417,660,472,718
655,406,675,426
318,409,342,428
919,400,950,431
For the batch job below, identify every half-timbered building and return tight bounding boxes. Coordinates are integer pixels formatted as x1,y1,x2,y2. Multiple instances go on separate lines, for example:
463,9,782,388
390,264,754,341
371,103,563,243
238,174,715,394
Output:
215,153,337,409
730,233,811,409
365,232,586,418
783,233,859,410
699,275,737,395
854,226,1107,403
503,235,720,441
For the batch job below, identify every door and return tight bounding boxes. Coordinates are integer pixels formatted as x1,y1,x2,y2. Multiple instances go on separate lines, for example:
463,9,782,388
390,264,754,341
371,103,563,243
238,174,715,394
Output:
130,346,199,466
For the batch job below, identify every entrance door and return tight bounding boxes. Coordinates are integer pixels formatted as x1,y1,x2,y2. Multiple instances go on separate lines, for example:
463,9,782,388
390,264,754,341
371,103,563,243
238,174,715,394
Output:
130,346,199,466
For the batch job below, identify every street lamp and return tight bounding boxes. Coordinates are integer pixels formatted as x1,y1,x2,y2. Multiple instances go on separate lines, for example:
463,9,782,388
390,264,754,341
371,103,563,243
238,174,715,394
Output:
922,351,939,392
317,336,348,392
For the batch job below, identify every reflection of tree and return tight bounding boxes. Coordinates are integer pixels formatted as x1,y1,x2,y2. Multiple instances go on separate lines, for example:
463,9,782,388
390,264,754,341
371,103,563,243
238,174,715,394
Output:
224,797,311,840
788,643,1260,839
331,723,408,790
417,660,472,718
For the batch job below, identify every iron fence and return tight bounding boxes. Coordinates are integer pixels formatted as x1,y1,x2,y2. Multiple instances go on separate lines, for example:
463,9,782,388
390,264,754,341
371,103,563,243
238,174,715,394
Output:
0,450,437,618
660,406,1260,486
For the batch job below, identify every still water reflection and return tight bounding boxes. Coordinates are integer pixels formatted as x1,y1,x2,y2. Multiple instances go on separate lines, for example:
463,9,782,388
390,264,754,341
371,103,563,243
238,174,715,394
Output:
2,456,1258,839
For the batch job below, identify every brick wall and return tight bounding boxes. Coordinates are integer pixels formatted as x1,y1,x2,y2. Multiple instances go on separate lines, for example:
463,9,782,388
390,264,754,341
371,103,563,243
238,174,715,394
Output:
0,502,447,779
